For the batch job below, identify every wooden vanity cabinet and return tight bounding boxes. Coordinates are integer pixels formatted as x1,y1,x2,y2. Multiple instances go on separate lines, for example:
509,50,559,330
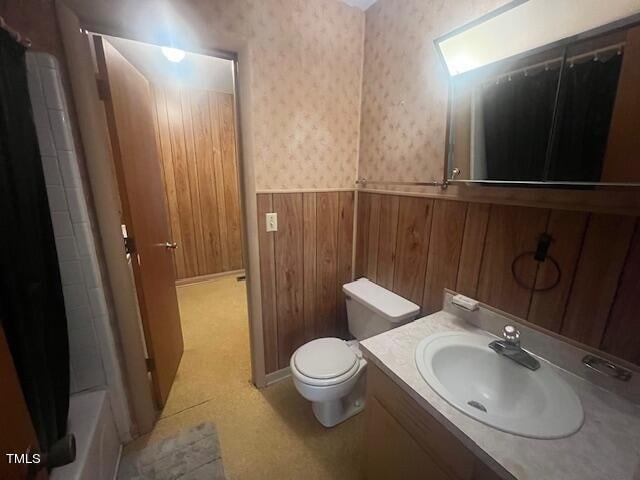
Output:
363,363,505,480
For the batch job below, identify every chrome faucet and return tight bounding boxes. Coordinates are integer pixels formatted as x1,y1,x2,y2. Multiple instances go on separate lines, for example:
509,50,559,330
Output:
489,325,540,371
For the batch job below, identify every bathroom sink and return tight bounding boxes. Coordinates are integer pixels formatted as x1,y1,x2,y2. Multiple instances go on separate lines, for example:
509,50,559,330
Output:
415,331,584,439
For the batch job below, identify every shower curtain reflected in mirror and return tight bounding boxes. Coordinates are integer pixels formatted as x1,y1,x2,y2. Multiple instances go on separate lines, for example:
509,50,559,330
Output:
549,54,623,182
470,53,623,183
474,67,559,182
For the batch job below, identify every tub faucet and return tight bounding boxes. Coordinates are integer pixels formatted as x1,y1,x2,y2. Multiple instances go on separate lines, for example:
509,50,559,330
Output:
489,325,540,371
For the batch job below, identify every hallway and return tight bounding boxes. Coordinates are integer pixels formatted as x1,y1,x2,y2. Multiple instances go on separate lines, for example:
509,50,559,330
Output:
123,275,364,479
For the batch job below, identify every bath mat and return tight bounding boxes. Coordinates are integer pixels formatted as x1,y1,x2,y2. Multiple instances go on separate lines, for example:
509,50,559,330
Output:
117,422,226,480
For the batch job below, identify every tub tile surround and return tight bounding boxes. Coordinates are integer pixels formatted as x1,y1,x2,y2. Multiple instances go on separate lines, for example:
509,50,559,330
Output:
27,52,102,392
360,292,640,480
26,52,131,439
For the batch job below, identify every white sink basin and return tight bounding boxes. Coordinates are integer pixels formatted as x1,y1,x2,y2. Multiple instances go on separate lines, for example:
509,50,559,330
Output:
415,331,584,439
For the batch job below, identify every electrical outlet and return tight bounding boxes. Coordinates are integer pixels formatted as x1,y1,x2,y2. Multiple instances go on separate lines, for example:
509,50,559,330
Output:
266,212,278,232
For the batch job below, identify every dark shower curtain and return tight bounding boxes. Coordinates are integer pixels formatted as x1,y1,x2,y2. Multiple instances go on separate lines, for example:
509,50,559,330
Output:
481,68,560,181
0,29,70,454
548,54,623,182
479,53,622,183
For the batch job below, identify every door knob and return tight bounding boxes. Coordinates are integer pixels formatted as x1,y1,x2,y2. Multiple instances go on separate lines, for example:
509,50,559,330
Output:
164,241,177,249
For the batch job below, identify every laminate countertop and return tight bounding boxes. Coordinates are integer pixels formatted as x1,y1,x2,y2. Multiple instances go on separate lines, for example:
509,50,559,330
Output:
360,308,640,480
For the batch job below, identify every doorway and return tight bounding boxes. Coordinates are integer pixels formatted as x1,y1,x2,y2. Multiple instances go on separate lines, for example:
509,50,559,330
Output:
94,34,249,415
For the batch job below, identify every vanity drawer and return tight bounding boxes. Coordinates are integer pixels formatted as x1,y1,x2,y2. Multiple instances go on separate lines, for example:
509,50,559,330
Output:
364,363,503,480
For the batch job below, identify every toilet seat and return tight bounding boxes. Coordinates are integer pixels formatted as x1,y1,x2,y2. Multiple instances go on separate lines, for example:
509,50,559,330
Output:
291,338,361,387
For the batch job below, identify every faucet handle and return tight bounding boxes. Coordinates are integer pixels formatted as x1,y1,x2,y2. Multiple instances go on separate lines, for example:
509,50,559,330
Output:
502,325,520,346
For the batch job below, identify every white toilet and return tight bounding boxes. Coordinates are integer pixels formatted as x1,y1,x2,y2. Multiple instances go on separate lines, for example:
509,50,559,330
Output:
290,277,420,427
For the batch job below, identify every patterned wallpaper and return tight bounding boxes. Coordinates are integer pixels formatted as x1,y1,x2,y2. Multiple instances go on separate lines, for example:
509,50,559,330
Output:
249,0,364,190
64,0,520,191
69,0,365,191
358,0,510,185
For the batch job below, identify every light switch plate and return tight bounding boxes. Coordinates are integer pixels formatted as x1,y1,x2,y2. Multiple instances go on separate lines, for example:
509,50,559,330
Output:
266,212,278,232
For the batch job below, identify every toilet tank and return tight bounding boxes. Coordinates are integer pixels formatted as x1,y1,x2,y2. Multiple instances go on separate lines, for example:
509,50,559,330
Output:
343,278,420,340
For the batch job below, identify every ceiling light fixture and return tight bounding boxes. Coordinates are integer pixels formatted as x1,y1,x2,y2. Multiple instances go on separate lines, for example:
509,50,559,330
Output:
162,46,185,63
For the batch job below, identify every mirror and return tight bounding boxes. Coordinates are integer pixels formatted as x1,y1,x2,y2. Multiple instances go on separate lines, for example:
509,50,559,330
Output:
437,0,640,187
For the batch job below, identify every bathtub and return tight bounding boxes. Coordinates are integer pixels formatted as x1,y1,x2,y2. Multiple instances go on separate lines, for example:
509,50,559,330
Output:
51,390,122,480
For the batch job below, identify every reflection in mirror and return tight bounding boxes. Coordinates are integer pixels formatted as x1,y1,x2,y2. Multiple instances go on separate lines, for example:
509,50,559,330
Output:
438,0,640,186
438,0,639,76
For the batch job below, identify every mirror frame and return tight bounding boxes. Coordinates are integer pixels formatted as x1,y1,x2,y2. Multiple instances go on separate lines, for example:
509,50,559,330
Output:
435,0,640,188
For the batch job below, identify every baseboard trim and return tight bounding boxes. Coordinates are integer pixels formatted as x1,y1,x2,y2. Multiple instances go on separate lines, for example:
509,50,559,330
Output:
176,269,245,286
264,367,291,386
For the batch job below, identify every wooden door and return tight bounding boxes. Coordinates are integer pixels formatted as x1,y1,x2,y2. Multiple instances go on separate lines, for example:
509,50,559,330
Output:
0,327,47,480
94,37,183,408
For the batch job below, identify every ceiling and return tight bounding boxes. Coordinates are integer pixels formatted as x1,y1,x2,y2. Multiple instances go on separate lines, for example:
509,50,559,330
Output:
340,0,378,10
105,35,234,93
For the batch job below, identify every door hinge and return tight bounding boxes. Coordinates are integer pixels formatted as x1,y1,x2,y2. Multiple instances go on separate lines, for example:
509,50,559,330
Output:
145,357,155,372
96,75,109,101
124,235,136,255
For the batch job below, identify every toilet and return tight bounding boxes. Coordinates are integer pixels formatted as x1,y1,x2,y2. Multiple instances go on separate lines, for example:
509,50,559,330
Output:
290,278,420,427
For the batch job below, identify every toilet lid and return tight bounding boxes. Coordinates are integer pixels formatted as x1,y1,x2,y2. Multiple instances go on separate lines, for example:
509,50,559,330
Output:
293,338,357,379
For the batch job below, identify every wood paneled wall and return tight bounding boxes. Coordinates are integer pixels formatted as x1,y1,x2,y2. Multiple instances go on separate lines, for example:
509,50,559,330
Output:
355,192,640,366
257,191,354,373
151,84,243,280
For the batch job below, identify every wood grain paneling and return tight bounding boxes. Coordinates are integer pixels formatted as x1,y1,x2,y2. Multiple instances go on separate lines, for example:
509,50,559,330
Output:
257,194,278,374
561,214,635,347
477,205,549,319
354,191,371,279
152,84,243,280
422,200,467,314
208,91,230,271
354,192,639,366
179,89,206,275
257,191,355,373
527,210,588,332
190,89,223,274
336,191,355,338
316,192,339,339
303,193,317,342
152,86,186,277
601,221,640,364
273,194,305,369
601,26,640,183
393,197,433,306
216,92,243,270
165,86,199,277
376,195,399,289
259,191,640,374
456,203,490,297
367,193,382,281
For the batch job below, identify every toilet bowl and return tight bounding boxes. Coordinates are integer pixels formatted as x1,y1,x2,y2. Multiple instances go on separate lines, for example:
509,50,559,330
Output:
291,339,366,427
291,278,420,427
